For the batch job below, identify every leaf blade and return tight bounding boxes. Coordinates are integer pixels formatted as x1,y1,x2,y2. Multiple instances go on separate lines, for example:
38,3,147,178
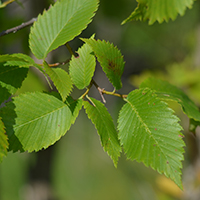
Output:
29,0,99,59
83,98,121,166
118,88,185,189
0,118,8,162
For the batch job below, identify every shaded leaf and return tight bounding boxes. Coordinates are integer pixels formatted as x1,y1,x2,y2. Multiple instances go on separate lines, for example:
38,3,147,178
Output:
82,38,125,90
69,42,95,89
29,0,99,59
118,88,185,189
44,62,73,101
83,98,121,167
0,118,8,162
122,0,195,25
0,63,29,104
140,77,200,121
0,92,73,152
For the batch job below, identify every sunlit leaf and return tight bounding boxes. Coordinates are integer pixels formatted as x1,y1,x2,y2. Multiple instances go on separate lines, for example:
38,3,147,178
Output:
84,98,121,167
0,92,73,152
0,118,8,162
44,62,73,102
122,0,195,25
29,0,99,59
140,77,200,121
118,88,185,189
82,38,125,90
69,42,95,89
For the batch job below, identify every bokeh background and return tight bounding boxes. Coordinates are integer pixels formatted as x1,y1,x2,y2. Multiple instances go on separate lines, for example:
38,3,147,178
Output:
0,0,200,199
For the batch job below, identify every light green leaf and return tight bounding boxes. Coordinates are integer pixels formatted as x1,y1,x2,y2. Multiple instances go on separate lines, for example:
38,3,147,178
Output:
44,62,73,102
29,0,99,59
83,98,121,167
140,77,200,121
0,53,43,70
69,43,95,89
0,118,8,162
122,0,195,25
118,88,185,189
0,63,29,104
82,38,125,90
0,92,73,152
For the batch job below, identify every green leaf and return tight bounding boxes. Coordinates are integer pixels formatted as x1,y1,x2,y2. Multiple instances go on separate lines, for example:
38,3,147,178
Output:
29,0,99,59
0,63,29,104
122,0,195,25
69,42,96,89
65,96,83,124
118,88,185,189
83,98,121,167
0,117,8,162
0,92,73,152
0,53,43,71
43,62,73,102
82,38,125,90
140,77,200,121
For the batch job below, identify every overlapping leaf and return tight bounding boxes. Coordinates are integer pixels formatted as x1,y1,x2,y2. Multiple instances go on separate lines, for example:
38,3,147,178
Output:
69,43,95,89
140,77,200,121
0,63,28,104
44,62,73,102
118,88,185,189
0,118,8,162
122,0,195,25
83,98,121,167
29,0,99,59
82,38,125,90
0,92,73,152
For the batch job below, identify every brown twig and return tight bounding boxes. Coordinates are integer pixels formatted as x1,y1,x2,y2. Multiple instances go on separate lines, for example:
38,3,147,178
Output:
0,17,37,37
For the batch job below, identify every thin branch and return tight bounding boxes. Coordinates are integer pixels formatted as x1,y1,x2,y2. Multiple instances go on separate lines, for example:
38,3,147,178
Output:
0,0,15,8
38,58,71,67
0,17,37,37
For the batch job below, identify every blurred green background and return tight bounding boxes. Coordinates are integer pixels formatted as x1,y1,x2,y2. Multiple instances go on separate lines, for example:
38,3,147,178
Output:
0,0,200,199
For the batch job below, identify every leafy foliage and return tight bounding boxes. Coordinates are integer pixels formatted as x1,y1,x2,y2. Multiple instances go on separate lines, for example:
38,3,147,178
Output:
82,38,125,90
118,88,185,189
29,0,99,59
84,97,121,167
140,77,200,121
122,0,195,25
0,92,75,152
0,117,8,162
69,42,96,89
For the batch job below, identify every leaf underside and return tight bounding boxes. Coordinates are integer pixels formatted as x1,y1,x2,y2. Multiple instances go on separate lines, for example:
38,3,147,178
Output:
29,0,99,59
82,38,125,90
0,92,73,152
140,77,200,121
69,42,96,89
118,88,185,189
83,98,121,167
122,0,195,25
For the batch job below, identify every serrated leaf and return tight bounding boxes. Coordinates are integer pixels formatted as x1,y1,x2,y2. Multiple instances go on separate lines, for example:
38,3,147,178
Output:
0,117,8,162
29,0,99,59
122,0,195,25
0,53,43,71
0,63,29,104
69,43,95,89
140,77,200,121
0,92,73,152
44,62,73,102
82,38,125,90
83,98,121,167
118,88,185,189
